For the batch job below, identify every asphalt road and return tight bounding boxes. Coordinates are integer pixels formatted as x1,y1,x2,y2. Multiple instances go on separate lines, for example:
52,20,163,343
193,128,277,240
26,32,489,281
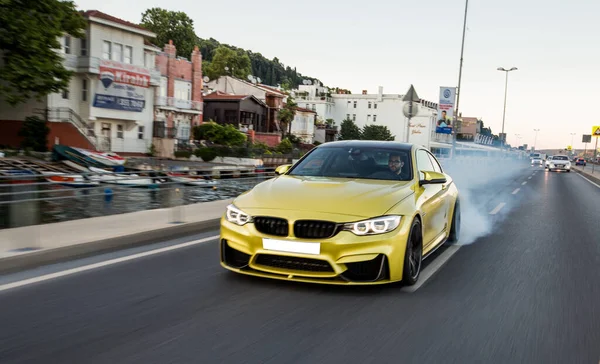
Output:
1,164,599,364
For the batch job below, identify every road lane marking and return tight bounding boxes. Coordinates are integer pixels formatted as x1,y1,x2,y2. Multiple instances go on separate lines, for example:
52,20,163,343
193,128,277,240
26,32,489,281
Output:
512,188,520,195
0,235,220,293
522,181,527,185
528,176,532,180
576,173,600,188
489,202,506,215
402,245,461,293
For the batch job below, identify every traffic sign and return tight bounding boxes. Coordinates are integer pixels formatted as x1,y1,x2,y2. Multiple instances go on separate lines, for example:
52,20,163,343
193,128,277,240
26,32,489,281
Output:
402,85,420,102
593,125,600,137
567,145,572,151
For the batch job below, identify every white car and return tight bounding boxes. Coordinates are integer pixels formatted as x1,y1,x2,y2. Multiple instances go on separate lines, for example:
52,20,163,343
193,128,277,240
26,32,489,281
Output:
545,156,553,169
531,157,544,167
547,155,571,172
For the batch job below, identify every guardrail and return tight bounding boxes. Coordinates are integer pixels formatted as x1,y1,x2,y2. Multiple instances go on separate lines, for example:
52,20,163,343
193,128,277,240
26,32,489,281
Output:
0,167,276,230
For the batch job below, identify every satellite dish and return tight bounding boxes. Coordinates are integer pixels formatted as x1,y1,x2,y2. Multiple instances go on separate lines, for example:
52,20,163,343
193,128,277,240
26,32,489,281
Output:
203,76,210,83
307,80,313,85
257,77,262,84
247,75,254,82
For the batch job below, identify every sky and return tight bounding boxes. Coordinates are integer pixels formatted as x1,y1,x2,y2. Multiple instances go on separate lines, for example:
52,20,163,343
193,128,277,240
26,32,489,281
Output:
73,0,600,150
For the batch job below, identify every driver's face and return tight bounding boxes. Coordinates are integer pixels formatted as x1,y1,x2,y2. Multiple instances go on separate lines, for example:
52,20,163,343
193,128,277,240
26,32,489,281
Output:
388,156,403,172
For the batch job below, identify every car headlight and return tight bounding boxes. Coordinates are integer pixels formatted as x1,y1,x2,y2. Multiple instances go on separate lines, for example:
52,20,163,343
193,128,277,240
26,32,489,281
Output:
343,216,402,236
225,204,252,226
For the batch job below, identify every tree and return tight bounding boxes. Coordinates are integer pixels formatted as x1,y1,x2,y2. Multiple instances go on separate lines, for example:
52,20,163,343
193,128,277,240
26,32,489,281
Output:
361,124,395,141
141,8,198,58
18,116,50,152
192,121,246,146
204,46,252,80
0,0,86,106
339,119,361,140
277,96,297,138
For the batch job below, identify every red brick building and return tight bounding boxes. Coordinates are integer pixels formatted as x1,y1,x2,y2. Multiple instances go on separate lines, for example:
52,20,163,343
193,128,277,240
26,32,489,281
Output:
152,40,204,157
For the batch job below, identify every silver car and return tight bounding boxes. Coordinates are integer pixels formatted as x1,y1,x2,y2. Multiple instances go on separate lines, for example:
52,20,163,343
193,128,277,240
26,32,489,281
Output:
531,157,543,167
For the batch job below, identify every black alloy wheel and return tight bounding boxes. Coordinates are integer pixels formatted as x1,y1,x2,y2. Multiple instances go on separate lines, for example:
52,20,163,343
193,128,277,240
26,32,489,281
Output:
403,218,423,286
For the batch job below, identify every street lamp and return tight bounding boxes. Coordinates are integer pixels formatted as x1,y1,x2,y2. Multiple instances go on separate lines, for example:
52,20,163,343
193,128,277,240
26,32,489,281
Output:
498,67,518,149
451,0,469,159
533,129,540,151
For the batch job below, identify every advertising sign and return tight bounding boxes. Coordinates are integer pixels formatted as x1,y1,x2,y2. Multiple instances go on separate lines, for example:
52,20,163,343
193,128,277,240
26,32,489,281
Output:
436,87,455,134
93,60,150,112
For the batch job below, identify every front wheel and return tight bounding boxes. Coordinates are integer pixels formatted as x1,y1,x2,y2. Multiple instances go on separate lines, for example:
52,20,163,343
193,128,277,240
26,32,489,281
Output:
447,200,460,243
402,218,423,286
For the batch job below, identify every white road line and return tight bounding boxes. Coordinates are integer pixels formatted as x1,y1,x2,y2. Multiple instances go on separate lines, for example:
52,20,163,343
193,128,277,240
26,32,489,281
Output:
512,188,520,195
576,173,600,188
489,202,506,215
0,235,220,293
402,245,461,293
522,181,527,185
528,176,532,180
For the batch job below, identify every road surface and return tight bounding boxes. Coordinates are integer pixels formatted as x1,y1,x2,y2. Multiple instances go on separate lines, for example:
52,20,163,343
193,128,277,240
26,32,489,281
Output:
0,165,599,364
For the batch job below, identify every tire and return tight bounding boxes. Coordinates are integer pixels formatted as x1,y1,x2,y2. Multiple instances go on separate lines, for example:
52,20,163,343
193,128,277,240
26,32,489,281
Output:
447,199,460,243
567,169,571,173
402,218,423,286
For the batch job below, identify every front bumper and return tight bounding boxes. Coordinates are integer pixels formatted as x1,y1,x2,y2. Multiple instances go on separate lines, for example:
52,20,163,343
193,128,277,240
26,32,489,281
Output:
219,216,412,285
548,164,571,170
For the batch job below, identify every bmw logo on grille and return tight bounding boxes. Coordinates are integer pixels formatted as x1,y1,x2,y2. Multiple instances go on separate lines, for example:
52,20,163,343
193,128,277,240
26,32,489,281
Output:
443,89,451,99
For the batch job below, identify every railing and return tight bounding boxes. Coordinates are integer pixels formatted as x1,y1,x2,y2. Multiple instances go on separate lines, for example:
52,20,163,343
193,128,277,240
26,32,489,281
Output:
295,95,334,103
155,96,203,111
153,123,177,139
35,107,98,149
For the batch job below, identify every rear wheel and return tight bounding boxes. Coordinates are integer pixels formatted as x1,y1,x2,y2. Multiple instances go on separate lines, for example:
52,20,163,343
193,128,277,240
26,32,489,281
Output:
447,200,461,243
402,218,423,286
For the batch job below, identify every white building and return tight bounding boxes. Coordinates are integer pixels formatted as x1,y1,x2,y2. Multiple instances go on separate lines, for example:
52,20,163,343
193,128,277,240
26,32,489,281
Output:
330,86,438,149
290,107,317,143
0,10,161,155
291,81,336,125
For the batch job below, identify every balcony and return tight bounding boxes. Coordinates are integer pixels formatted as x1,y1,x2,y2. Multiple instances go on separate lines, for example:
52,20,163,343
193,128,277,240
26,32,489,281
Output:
153,122,177,139
155,96,203,112
295,95,334,103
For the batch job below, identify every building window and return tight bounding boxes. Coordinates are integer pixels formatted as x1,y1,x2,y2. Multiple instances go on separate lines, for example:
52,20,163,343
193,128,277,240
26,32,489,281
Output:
374,103,378,109
124,46,132,64
62,88,69,99
117,125,124,139
346,114,350,120
64,36,71,54
138,126,144,139
82,79,87,101
160,77,168,97
352,114,356,121
353,101,357,108
102,41,111,60
113,43,123,62
373,115,377,122
312,104,316,111
174,80,192,100
80,38,87,56
368,102,372,109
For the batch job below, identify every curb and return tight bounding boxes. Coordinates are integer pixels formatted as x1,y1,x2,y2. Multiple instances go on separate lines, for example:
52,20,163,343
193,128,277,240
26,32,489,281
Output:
573,167,600,185
0,218,222,276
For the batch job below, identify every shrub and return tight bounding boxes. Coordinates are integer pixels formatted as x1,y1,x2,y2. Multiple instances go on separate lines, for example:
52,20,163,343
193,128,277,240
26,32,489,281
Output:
194,147,218,162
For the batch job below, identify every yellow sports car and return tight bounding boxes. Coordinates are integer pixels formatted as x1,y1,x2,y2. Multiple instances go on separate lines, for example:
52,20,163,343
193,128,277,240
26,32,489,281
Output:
219,140,460,286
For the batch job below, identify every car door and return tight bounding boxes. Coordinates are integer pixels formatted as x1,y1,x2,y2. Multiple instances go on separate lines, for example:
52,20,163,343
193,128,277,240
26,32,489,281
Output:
426,151,453,232
414,149,446,249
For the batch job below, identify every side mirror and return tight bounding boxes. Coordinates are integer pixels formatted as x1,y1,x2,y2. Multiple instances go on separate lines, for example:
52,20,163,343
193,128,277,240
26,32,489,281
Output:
419,171,447,186
274,164,292,175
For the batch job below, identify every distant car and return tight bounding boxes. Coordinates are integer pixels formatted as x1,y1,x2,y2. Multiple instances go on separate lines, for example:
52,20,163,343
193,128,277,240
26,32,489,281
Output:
531,157,543,167
545,156,553,169
575,158,586,166
547,155,571,172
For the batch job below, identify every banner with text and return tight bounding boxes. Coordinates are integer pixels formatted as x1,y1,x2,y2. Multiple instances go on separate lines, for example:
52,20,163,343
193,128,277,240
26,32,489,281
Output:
93,60,151,113
436,86,456,134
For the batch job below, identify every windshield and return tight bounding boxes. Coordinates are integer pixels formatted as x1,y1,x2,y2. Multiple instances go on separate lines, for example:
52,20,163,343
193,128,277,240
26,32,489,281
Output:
289,146,413,181
553,156,569,160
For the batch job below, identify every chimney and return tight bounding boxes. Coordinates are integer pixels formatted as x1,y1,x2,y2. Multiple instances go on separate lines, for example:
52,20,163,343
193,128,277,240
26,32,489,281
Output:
362,90,367,95
191,45,203,123
165,40,177,102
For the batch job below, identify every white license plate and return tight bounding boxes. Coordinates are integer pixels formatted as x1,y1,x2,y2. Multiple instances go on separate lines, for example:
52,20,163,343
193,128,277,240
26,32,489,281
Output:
262,238,320,255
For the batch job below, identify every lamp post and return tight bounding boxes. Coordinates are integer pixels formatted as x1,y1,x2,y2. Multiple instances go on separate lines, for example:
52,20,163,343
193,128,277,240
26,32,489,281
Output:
533,128,540,151
451,0,469,159
498,67,518,149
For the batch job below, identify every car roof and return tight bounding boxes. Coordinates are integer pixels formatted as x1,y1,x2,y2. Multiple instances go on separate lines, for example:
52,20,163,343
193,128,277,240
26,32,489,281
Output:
317,140,414,152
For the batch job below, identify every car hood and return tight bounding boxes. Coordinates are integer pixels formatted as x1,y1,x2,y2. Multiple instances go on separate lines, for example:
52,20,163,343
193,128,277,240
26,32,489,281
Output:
233,175,414,219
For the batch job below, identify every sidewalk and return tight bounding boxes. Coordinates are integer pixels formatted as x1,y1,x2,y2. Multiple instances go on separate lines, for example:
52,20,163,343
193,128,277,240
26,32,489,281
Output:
0,198,232,274
573,164,600,185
